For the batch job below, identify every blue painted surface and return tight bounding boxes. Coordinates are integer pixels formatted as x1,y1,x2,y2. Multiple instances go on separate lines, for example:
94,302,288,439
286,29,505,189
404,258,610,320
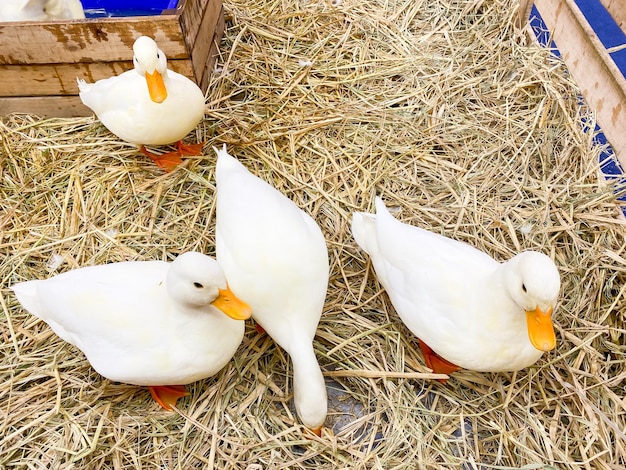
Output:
529,2,626,212
82,0,179,17
574,0,626,75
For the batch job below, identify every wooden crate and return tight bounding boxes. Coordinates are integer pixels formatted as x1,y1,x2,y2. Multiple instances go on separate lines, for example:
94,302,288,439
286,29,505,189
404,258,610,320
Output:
0,0,224,117
519,0,626,170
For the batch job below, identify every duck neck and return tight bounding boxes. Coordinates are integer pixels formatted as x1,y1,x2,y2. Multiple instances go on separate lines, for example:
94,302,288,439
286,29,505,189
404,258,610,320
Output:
176,302,235,330
487,259,524,319
290,341,328,430
489,261,507,286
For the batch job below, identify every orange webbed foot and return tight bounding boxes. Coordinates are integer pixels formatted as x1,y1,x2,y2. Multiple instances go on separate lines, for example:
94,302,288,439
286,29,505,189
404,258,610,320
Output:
418,340,460,383
148,385,190,410
139,145,184,171
175,140,205,157
307,426,322,437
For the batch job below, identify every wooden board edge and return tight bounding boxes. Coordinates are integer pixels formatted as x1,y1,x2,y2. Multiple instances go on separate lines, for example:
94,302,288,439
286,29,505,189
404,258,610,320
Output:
200,8,225,91
598,0,626,34
533,0,626,170
0,95,93,117
0,59,195,97
0,15,188,65
178,0,212,46
176,0,221,86
517,0,533,29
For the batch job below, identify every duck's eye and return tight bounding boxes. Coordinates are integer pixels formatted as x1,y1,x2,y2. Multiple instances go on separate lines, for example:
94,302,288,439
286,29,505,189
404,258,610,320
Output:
522,283,527,293
193,282,204,289
157,53,160,59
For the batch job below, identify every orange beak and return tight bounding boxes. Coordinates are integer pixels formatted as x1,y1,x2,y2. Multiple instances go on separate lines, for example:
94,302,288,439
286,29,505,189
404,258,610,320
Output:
526,306,556,352
211,286,252,321
145,70,167,103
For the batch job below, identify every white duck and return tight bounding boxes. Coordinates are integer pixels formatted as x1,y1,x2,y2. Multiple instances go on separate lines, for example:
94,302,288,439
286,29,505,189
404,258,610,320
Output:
77,36,206,171
0,0,84,21
352,197,560,377
11,252,251,409
214,145,329,435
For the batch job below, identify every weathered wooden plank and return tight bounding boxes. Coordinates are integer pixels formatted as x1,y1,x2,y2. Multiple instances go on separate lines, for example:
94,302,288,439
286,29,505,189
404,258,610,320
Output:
0,0,223,116
178,0,210,46
0,95,91,117
599,0,626,33
517,0,533,29
188,0,221,85
0,60,195,97
0,16,188,65
199,8,225,90
533,0,626,170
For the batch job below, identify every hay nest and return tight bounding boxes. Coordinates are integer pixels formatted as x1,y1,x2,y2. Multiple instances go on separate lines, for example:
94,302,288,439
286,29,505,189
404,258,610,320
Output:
1,0,625,467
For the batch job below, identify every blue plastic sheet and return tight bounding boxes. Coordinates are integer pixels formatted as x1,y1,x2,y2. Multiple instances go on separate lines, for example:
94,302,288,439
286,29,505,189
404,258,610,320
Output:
529,2,626,213
81,0,179,17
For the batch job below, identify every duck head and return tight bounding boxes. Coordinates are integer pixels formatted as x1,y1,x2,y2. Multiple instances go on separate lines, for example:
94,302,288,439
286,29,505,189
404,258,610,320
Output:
167,252,252,321
504,251,561,352
132,36,168,104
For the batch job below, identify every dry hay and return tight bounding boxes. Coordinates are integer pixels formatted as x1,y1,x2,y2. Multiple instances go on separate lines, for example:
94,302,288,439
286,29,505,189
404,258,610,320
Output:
1,0,626,468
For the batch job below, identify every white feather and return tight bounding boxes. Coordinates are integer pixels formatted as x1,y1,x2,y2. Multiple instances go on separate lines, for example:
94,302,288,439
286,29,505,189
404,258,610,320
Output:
11,252,248,386
0,0,84,21
214,145,329,431
77,36,205,147
352,197,561,372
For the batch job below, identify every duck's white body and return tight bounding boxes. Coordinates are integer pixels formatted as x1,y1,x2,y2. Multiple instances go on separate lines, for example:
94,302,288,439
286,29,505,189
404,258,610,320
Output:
352,198,560,373
214,146,329,432
0,0,84,21
11,252,250,386
77,36,205,148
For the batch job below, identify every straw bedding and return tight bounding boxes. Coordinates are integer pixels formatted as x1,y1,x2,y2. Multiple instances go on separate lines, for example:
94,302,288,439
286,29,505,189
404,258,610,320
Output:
1,0,625,468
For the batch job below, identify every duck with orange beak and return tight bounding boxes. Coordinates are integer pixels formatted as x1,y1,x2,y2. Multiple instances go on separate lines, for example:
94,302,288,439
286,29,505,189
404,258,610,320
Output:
352,197,560,379
78,36,206,171
11,252,252,409
214,145,329,435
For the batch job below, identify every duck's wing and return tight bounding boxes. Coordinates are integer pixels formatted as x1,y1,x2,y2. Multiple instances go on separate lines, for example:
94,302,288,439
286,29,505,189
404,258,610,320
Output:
78,71,144,115
215,147,329,431
215,148,329,344
11,261,167,352
377,198,494,271
353,198,494,286
353,198,497,342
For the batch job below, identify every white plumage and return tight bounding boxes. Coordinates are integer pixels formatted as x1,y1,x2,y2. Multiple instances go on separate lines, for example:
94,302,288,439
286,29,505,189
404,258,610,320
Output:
352,197,560,373
11,252,251,408
0,0,84,21
214,145,329,433
77,36,205,170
